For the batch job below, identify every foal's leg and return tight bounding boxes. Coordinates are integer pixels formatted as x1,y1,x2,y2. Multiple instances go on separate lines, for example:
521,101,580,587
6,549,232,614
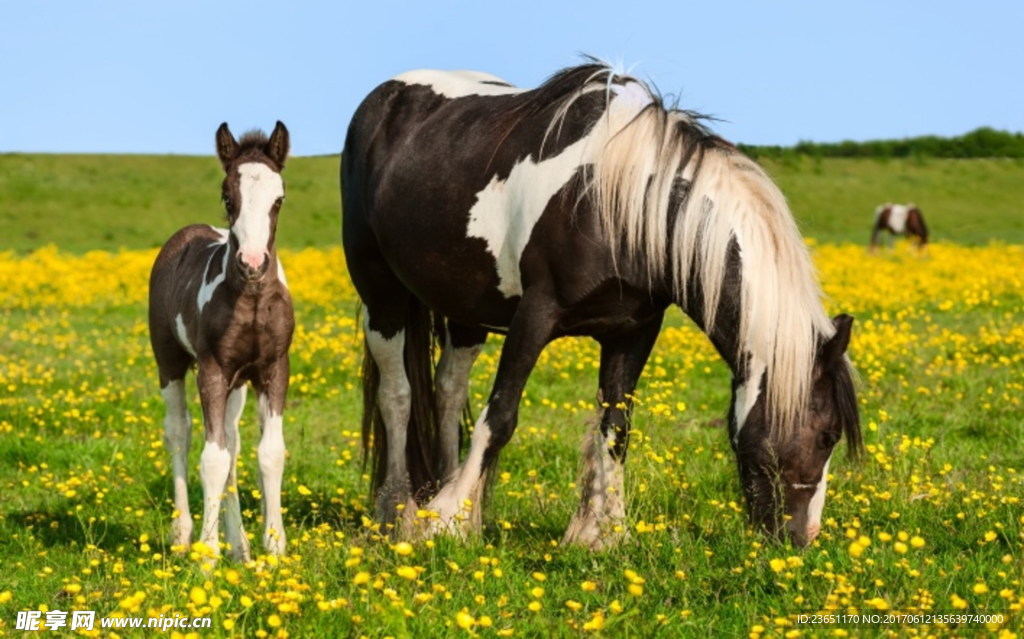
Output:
435,322,486,480
257,357,290,555
563,315,663,549
197,363,231,557
222,385,250,561
420,293,557,538
161,378,193,547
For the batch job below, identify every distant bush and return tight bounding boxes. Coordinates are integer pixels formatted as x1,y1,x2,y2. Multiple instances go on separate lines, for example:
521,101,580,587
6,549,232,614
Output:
740,127,1024,159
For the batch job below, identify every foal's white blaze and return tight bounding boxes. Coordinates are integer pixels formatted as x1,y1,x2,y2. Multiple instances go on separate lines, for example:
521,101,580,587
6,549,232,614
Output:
393,69,523,99
887,204,910,233
197,246,229,312
234,162,283,269
467,83,652,298
732,359,766,444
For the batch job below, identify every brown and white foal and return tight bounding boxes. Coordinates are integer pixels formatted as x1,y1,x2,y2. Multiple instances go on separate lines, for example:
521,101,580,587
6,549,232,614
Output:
148,122,294,560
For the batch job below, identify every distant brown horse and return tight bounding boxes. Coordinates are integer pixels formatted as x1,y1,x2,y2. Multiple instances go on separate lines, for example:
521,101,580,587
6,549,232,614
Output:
870,203,928,251
148,122,293,560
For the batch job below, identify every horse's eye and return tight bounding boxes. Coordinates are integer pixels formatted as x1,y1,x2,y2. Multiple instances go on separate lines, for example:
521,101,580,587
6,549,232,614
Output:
817,430,839,450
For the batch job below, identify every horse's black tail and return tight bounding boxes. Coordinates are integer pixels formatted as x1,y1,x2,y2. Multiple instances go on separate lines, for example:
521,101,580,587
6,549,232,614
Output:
360,300,441,506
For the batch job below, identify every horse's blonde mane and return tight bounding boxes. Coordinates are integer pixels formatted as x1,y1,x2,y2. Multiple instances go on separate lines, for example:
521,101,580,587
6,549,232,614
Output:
546,66,835,439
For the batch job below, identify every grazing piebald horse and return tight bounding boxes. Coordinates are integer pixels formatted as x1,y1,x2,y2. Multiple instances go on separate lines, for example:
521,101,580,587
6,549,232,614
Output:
870,202,928,251
149,122,293,560
342,63,861,548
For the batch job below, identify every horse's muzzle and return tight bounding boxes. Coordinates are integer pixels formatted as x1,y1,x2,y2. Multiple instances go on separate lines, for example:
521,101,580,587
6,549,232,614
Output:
237,250,270,280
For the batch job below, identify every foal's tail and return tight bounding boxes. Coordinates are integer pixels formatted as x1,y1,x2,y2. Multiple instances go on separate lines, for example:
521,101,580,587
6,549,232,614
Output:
360,301,441,504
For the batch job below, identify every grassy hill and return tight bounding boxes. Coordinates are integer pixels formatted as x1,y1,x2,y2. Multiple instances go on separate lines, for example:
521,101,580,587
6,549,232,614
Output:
1,152,1022,254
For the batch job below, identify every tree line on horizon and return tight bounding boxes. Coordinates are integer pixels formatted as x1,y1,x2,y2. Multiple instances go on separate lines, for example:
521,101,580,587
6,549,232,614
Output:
739,127,1024,159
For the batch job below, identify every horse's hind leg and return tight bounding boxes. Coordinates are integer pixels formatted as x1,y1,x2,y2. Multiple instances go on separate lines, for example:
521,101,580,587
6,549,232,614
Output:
364,307,416,524
222,385,251,561
563,314,663,550
435,322,486,480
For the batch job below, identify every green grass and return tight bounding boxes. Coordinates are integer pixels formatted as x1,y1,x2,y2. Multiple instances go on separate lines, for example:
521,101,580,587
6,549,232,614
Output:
2,153,1022,254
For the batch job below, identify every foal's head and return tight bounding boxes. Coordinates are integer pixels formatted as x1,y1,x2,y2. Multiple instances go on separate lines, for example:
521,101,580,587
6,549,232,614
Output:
732,314,861,547
215,121,290,282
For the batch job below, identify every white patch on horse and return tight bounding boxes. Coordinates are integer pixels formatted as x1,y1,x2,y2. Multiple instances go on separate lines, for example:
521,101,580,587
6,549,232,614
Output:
234,162,283,269
208,225,230,243
887,204,910,233
257,393,287,554
174,313,196,357
467,84,653,298
197,246,229,312
563,427,626,548
803,454,831,540
393,69,523,99
276,258,288,288
162,379,193,546
364,323,412,512
199,439,232,554
424,406,491,535
732,358,766,444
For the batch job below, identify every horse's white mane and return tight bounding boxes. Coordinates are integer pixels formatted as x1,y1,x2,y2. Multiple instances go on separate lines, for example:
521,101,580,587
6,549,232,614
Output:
549,66,835,439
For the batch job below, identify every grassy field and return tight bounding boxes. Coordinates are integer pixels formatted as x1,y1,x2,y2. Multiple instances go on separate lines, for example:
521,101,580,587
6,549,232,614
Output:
2,153,1023,253
1,154,1023,637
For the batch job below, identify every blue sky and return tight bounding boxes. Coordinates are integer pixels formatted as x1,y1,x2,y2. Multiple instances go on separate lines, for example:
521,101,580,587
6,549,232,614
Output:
2,1,1021,155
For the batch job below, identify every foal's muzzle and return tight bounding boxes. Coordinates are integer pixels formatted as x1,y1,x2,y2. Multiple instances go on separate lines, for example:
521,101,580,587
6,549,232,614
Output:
236,250,270,280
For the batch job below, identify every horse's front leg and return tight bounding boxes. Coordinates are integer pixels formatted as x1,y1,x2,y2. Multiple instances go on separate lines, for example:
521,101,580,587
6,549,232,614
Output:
418,293,557,539
563,314,663,550
257,356,289,555
222,385,250,561
197,362,231,558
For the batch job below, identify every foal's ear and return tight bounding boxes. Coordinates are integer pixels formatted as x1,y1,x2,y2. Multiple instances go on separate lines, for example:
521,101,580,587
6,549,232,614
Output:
215,123,239,170
821,314,854,366
265,121,290,169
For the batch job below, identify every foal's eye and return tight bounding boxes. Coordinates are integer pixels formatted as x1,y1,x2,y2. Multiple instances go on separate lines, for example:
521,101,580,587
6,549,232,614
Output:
817,430,839,450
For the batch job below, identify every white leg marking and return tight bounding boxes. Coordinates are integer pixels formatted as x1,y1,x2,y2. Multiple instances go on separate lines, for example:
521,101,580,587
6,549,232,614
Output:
563,427,626,549
222,386,250,561
392,69,523,98
199,440,232,556
421,407,491,537
434,336,482,480
162,379,193,547
732,359,767,445
365,323,413,517
257,394,287,555
234,162,283,270
174,314,197,358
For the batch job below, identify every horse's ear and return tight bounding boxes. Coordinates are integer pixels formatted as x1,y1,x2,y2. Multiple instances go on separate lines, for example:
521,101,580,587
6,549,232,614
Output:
216,123,239,170
822,314,854,367
265,121,290,169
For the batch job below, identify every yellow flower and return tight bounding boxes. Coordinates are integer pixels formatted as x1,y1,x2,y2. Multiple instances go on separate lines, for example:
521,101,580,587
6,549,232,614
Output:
189,586,207,606
974,583,988,595
396,566,418,580
769,558,787,573
910,535,925,548
455,611,475,629
297,485,312,496
267,614,282,628
392,542,414,556
581,580,598,592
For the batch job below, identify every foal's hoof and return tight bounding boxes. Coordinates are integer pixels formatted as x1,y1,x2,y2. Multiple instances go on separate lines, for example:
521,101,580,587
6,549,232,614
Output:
169,520,194,552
